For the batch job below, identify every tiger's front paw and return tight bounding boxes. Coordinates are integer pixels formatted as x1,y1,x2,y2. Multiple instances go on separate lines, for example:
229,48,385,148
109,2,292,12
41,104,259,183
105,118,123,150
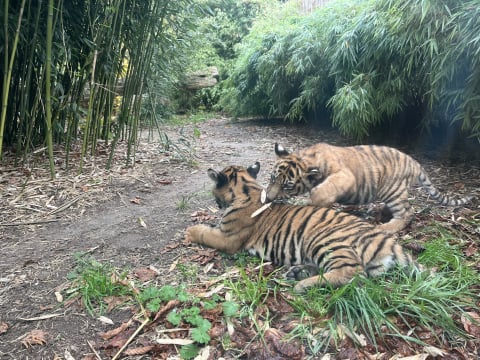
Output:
293,280,310,293
184,224,209,244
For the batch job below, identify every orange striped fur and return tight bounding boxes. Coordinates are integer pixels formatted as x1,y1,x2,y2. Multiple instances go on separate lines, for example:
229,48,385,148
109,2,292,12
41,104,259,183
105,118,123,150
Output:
185,162,416,292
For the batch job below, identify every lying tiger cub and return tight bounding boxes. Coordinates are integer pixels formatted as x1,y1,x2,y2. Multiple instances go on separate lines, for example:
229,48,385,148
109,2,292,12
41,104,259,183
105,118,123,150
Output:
184,162,416,292
266,143,474,233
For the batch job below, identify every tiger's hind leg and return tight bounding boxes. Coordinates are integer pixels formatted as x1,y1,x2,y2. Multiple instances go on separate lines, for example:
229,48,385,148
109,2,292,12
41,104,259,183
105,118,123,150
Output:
293,250,365,292
379,189,413,233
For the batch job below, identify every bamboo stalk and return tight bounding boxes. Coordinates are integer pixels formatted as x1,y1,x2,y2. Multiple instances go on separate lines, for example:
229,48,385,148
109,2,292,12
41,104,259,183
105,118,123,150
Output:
80,49,97,173
45,0,55,178
0,0,27,160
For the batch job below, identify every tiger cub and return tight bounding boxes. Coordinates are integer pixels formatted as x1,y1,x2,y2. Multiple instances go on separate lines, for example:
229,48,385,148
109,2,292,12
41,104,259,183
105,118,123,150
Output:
184,162,416,292
266,143,474,233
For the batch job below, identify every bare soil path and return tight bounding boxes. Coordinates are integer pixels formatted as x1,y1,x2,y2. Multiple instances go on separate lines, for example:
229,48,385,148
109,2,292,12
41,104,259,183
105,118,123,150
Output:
0,117,479,359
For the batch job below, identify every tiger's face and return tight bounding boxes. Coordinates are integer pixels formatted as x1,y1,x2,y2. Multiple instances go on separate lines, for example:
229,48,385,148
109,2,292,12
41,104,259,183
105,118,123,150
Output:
266,160,306,202
208,162,261,209
266,143,324,203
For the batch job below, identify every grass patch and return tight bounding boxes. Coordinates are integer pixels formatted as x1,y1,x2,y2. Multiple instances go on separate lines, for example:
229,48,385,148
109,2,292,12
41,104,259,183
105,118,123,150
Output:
167,112,217,126
67,253,133,316
65,254,241,359
284,225,480,354
289,266,477,354
176,189,211,212
176,194,194,212
158,128,199,166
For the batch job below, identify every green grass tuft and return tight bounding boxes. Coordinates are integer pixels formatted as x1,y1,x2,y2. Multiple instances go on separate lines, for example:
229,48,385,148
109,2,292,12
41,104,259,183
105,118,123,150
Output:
67,253,132,316
288,237,479,354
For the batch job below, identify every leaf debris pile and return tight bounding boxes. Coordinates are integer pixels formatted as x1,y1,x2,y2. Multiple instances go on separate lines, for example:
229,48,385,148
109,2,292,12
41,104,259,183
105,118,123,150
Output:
0,138,183,227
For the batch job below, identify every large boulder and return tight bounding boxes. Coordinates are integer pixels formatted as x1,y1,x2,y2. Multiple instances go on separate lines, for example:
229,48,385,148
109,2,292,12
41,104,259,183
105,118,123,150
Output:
181,66,219,90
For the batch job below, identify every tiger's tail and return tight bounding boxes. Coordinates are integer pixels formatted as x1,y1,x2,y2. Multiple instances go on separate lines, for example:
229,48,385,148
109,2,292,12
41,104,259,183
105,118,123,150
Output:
418,170,474,206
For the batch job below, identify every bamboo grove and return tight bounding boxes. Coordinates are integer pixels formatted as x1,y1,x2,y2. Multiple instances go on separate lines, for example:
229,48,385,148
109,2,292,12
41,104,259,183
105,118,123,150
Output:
0,0,196,176
223,0,480,141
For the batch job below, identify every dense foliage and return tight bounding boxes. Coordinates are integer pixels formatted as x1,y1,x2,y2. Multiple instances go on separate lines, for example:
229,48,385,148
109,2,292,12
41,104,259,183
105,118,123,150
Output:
0,0,196,173
223,0,480,140
172,0,268,112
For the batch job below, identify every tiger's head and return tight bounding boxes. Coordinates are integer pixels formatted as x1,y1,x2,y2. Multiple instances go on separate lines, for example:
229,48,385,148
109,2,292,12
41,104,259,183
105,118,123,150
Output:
266,143,322,202
207,162,262,209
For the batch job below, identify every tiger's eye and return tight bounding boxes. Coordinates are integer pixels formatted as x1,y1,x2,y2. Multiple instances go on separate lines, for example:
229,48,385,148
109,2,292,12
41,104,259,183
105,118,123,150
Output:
283,181,295,190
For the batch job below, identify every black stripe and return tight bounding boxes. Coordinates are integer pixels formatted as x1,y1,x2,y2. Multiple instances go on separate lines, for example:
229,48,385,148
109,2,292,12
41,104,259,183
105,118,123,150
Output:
365,236,388,263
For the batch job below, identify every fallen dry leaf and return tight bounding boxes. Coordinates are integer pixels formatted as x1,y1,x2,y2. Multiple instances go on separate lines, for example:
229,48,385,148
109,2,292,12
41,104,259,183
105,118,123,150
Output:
160,242,182,254
54,291,63,303
195,345,212,360
97,316,114,325
64,349,75,360
265,293,294,315
337,324,367,347
133,267,158,282
153,299,180,322
21,329,48,348
124,345,155,355
388,355,429,360
99,321,132,341
188,249,217,265
423,345,445,357
190,210,216,222
104,296,129,313
258,328,305,360
461,311,480,337
100,328,136,350
464,243,478,257
0,322,9,334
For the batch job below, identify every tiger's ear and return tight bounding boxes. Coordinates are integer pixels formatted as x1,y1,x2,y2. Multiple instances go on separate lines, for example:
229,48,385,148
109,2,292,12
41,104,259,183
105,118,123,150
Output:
247,162,260,179
306,167,323,183
274,143,290,157
207,169,228,187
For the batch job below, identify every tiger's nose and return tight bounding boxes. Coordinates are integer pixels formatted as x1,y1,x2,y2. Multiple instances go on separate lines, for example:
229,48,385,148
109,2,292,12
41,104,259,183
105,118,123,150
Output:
265,186,279,202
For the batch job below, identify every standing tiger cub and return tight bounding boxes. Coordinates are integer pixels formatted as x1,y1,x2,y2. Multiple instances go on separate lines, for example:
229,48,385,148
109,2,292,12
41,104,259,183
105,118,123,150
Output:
266,143,474,233
184,162,416,292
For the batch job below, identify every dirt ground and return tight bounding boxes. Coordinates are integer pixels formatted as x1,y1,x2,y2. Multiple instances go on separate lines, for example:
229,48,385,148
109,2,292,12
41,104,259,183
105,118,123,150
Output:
0,117,479,359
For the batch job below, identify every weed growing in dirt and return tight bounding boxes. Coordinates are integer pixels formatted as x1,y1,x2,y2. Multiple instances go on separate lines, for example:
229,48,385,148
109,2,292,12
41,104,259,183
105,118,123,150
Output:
223,262,287,355
417,226,478,271
175,262,200,284
158,126,199,165
176,194,194,212
67,253,132,316
65,254,241,359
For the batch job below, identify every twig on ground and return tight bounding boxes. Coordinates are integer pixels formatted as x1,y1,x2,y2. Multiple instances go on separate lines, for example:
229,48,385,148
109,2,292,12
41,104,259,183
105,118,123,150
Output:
47,195,83,215
18,313,64,321
0,219,59,227
87,339,103,360
111,317,150,360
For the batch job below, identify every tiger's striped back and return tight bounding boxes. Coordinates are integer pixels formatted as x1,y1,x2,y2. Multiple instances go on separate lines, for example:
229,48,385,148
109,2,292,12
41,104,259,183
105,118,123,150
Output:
267,143,474,233
185,162,416,292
